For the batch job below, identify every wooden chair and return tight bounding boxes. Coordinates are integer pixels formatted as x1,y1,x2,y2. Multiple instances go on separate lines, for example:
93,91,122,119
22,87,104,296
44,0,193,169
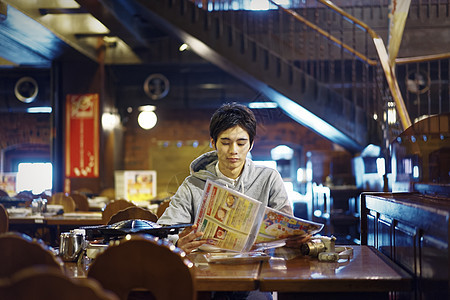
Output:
0,232,63,278
107,206,158,225
0,204,8,234
14,191,34,207
100,188,116,201
0,265,119,300
70,192,90,211
74,187,94,196
87,234,196,300
156,199,170,219
156,199,171,219
50,192,76,213
102,199,135,224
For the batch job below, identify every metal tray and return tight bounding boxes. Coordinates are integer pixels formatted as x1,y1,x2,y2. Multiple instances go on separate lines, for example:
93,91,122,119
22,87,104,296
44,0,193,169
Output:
81,219,191,240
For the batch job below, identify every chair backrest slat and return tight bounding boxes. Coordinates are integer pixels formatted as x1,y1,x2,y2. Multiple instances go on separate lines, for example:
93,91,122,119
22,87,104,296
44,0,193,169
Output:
0,232,63,278
0,204,8,233
108,206,158,225
102,200,135,224
50,193,76,213
88,235,196,300
0,265,119,300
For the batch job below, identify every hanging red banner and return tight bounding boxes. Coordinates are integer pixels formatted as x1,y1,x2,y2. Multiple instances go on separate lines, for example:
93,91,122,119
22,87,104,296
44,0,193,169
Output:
65,93,99,178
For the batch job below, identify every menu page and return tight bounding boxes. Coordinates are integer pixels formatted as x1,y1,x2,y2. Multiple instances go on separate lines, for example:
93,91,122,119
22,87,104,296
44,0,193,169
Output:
254,206,324,249
194,180,262,252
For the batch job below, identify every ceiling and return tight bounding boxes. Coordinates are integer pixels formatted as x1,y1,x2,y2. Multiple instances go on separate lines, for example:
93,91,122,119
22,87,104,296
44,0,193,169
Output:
3,0,450,65
0,0,238,112
2,1,449,120
0,0,219,68
0,0,288,112
0,0,153,67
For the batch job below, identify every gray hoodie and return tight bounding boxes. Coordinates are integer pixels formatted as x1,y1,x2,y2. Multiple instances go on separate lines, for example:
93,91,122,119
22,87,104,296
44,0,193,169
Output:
157,151,293,227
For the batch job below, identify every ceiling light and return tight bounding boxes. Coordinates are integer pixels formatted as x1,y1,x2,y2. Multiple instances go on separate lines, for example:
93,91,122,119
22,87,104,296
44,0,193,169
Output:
248,102,278,109
103,36,118,47
139,105,156,112
27,107,52,113
179,43,189,51
138,106,157,130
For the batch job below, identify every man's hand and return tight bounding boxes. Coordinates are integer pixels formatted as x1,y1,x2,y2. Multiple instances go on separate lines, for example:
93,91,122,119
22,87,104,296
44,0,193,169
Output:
176,224,207,254
285,234,311,248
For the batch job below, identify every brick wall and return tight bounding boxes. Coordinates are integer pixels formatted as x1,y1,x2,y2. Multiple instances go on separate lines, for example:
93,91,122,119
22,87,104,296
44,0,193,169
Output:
122,108,336,196
0,113,50,150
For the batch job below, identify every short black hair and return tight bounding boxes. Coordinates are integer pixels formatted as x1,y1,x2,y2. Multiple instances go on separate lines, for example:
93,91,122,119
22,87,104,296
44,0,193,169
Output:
209,102,256,145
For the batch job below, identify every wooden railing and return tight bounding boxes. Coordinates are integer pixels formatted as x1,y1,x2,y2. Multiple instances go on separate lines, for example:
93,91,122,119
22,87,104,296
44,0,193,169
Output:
190,0,449,142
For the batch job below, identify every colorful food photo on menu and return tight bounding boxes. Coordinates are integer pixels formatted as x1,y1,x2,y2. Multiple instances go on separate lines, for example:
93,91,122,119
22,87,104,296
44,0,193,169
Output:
214,226,227,240
225,194,237,208
214,207,228,222
264,223,293,238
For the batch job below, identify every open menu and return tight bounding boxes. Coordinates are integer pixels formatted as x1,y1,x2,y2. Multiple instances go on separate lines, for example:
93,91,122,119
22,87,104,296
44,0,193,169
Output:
194,179,323,252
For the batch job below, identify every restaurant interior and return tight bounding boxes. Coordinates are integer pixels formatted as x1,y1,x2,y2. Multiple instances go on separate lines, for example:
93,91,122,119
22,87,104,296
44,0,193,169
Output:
0,0,449,299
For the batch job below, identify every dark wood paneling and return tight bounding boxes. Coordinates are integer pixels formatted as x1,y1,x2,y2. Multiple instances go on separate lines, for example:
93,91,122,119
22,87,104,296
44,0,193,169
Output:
360,192,450,300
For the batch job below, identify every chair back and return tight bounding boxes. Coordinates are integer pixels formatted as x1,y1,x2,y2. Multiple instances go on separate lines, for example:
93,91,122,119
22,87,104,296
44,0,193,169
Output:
73,188,94,195
107,206,158,225
70,192,90,211
87,235,196,300
14,191,34,207
0,204,8,233
102,200,135,224
0,232,63,278
0,266,119,300
50,192,76,213
156,200,171,219
100,188,116,200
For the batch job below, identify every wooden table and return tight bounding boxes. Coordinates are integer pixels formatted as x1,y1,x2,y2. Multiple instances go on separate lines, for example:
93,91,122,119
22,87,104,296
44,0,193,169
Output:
64,245,411,299
64,252,260,292
259,245,412,299
9,212,103,226
9,212,103,246
188,253,260,291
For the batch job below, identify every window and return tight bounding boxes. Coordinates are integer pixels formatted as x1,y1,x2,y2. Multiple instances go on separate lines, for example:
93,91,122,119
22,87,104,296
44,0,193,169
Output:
16,162,52,195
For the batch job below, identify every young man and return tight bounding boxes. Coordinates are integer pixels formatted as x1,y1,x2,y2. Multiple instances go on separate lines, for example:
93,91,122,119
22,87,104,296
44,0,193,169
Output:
157,103,306,253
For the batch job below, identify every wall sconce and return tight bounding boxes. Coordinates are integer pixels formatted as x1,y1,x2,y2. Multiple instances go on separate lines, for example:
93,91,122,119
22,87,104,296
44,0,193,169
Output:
102,111,120,131
138,105,157,130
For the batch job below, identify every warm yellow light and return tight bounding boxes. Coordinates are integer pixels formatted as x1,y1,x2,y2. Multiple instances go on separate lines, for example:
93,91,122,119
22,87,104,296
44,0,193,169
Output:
102,112,120,130
138,111,157,130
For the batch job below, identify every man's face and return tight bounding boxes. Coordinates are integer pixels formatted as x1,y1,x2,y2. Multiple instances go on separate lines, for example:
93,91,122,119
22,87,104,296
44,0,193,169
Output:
211,125,253,179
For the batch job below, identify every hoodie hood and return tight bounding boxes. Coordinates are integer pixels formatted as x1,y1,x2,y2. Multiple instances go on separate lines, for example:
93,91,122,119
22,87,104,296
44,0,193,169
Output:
189,150,256,191
189,151,218,180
